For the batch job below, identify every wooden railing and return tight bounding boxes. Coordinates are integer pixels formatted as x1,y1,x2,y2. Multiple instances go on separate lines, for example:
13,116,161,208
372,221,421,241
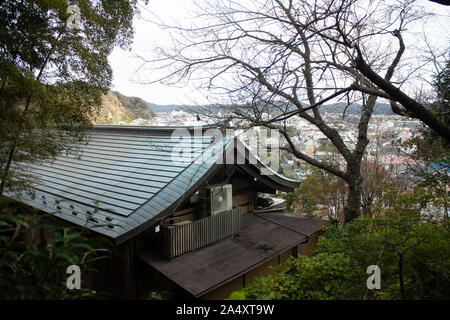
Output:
162,207,242,259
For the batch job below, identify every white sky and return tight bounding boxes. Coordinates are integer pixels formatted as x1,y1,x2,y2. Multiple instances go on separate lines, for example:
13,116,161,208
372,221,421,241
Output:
108,0,450,105
108,0,201,105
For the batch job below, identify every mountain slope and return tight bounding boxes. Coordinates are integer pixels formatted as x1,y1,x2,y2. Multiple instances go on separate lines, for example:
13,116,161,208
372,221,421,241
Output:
113,91,155,119
93,91,155,124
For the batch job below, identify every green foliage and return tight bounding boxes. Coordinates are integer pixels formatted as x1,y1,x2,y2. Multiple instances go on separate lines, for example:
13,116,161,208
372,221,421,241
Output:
226,291,246,300
240,253,358,300
319,210,450,299
0,201,112,299
147,290,171,300
0,0,142,300
285,167,345,221
0,0,139,195
237,205,450,300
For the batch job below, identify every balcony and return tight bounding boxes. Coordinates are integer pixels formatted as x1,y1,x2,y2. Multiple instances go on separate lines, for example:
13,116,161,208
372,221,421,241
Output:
162,207,242,259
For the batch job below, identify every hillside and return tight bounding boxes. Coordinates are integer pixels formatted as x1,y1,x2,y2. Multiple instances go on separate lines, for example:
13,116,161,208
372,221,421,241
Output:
113,91,155,119
93,91,155,124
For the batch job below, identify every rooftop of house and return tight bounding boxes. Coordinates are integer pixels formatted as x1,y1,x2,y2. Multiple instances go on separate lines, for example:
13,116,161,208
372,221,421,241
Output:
6,125,300,245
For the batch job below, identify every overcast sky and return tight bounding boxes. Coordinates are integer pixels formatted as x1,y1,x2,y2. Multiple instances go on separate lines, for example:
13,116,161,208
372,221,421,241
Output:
108,0,450,105
108,0,200,105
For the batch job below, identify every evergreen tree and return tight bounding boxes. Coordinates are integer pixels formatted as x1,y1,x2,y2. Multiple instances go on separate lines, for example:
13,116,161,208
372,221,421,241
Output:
0,0,141,195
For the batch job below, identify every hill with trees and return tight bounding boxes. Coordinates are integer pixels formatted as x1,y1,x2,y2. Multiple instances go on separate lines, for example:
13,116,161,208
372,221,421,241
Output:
94,91,155,124
113,91,155,119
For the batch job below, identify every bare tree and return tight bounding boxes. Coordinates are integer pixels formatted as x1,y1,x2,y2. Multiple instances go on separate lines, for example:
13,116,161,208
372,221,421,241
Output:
140,0,447,222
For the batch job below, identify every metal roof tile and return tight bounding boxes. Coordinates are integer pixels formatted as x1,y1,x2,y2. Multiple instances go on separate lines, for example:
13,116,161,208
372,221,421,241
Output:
7,126,298,244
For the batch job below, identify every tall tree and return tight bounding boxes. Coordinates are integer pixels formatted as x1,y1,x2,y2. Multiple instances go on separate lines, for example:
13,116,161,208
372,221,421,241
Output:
143,0,444,222
0,0,141,196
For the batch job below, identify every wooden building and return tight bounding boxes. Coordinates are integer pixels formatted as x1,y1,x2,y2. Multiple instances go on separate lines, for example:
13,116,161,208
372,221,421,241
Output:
5,125,324,299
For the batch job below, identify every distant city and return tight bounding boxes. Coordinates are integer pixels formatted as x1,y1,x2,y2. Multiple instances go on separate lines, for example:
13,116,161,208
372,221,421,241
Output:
125,103,421,182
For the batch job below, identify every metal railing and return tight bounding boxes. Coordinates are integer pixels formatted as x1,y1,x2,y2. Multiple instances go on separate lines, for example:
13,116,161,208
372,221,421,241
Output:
162,207,242,259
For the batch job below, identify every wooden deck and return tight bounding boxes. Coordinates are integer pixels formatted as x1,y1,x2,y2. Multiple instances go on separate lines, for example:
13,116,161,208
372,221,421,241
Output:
137,212,324,297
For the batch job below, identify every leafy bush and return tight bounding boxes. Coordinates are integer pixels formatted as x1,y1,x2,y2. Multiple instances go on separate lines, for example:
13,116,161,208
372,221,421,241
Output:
242,253,358,300
0,202,112,299
235,210,450,300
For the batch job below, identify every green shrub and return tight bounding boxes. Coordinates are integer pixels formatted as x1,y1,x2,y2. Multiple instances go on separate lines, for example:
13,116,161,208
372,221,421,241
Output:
235,210,450,300
0,203,112,299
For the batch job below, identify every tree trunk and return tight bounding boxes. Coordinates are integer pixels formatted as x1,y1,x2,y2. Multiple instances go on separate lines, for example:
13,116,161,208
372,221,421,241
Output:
0,94,33,196
344,171,363,223
0,145,17,196
398,253,407,300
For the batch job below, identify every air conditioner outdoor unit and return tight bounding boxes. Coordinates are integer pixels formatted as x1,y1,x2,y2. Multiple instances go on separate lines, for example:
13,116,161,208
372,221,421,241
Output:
208,184,232,215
